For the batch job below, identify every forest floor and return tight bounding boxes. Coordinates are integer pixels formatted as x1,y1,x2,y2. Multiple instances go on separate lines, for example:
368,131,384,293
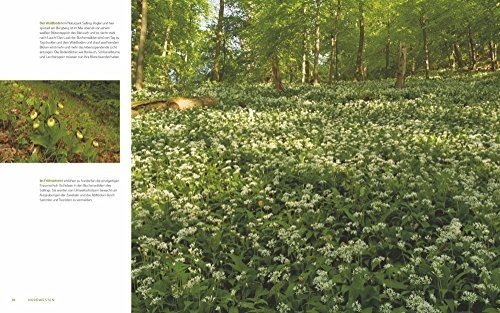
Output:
0,81,120,162
131,73,499,312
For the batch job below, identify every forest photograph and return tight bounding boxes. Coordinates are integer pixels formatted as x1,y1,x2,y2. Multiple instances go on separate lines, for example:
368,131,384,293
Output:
0,81,120,163
131,0,499,312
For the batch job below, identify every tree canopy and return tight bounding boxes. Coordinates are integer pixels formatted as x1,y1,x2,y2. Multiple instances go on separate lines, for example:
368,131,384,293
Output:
131,0,499,94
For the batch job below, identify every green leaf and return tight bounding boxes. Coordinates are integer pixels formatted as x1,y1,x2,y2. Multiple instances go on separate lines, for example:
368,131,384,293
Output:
382,280,407,290
240,302,255,309
269,281,284,295
491,268,500,288
229,254,250,272
342,207,356,222
30,134,50,148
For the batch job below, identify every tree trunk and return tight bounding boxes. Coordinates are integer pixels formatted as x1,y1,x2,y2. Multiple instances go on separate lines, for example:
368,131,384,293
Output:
134,0,148,90
132,0,142,84
449,48,455,70
312,0,321,85
301,33,309,83
329,34,336,84
328,0,341,84
355,2,365,81
221,34,227,80
489,40,497,71
467,26,475,71
301,5,309,84
420,14,430,79
161,0,173,58
272,55,284,93
395,42,407,89
212,0,225,81
287,59,295,83
385,21,391,78
161,24,172,58
453,43,464,69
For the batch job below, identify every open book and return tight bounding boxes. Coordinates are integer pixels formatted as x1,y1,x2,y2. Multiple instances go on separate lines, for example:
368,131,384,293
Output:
1,0,498,312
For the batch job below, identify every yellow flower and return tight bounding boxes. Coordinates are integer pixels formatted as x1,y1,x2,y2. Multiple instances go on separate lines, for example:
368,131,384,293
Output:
76,131,84,140
47,117,56,128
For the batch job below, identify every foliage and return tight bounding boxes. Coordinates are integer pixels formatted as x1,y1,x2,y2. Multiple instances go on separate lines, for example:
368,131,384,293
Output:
132,0,499,91
48,81,120,102
132,0,211,91
132,72,500,312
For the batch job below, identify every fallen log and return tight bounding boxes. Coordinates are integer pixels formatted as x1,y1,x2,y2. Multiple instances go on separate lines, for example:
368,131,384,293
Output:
132,96,217,117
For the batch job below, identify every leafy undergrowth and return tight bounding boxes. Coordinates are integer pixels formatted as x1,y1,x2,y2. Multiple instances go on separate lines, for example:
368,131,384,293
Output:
132,73,499,312
0,81,119,162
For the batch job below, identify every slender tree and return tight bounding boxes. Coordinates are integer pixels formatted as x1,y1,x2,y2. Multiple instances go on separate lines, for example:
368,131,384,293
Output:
419,12,430,79
385,21,391,77
395,42,407,88
329,0,341,84
467,25,476,71
489,40,497,71
272,55,284,92
452,43,465,69
134,0,148,90
131,0,141,83
213,0,225,81
355,0,366,81
161,0,173,58
301,4,310,84
312,0,321,85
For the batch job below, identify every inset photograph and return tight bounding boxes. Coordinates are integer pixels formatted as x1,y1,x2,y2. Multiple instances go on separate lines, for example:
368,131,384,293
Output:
0,81,120,163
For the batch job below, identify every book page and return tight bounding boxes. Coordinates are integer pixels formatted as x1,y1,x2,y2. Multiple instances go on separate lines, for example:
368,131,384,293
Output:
0,0,130,312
